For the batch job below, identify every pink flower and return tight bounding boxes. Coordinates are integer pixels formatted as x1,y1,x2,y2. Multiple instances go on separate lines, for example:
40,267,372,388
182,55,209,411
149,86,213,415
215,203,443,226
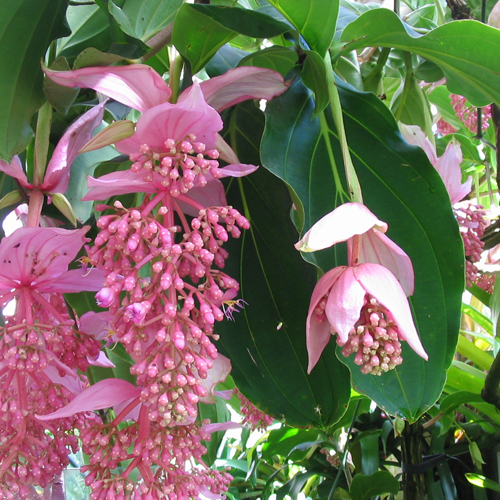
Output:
44,64,288,204
400,123,472,204
296,203,426,374
0,101,106,195
296,202,414,295
306,263,427,375
0,226,104,300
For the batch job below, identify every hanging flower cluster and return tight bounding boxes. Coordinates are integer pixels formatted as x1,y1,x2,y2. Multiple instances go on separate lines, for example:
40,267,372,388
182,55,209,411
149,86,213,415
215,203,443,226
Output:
234,389,273,431
34,63,288,498
296,203,428,375
400,124,490,288
450,94,492,135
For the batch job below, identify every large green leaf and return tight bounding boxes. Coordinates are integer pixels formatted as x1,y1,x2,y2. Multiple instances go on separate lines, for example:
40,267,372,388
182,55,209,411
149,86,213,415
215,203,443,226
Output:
266,0,339,56
215,101,351,429
56,4,111,63
341,9,500,107
261,75,463,421
0,0,70,162
172,4,290,74
108,0,182,42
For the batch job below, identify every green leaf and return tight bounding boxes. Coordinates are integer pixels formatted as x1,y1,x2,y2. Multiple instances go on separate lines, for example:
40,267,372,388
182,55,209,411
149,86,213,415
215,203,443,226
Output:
108,0,182,42
302,50,330,116
65,141,117,223
57,4,111,64
0,0,70,161
266,0,339,57
43,58,79,115
262,427,324,460
173,4,290,74
466,474,500,493
439,390,486,415
215,102,351,428
189,5,291,38
198,399,231,466
462,303,493,335
341,10,500,106
261,75,463,421
238,46,298,77
350,471,400,500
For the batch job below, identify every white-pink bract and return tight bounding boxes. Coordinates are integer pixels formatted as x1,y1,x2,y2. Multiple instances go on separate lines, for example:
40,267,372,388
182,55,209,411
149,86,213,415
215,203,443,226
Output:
296,202,414,296
399,123,472,205
296,203,426,375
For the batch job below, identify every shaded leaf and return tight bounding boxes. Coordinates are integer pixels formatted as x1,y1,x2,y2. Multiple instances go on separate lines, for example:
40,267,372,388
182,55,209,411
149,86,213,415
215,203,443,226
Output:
350,471,400,500
0,0,70,161
302,50,329,116
215,101,351,428
267,0,339,56
108,0,182,42
341,10,500,106
173,4,290,74
261,75,463,421
238,46,297,77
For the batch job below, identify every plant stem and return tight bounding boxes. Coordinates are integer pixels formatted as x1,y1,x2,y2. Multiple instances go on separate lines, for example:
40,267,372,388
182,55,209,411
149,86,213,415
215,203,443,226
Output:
401,420,426,500
324,52,363,204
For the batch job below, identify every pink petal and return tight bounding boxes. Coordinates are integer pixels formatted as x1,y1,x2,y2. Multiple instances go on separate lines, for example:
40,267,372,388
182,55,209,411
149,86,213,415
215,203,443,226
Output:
83,170,160,200
353,263,428,360
217,164,259,178
79,311,114,341
42,101,107,194
359,229,414,296
306,266,345,373
43,64,171,113
36,379,141,420
195,67,288,113
177,177,228,217
296,202,388,252
0,155,30,188
116,82,222,155
214,389,233,400
198,354,232,404
399,123,438,164
203,422,242,433
0,227,90,286
42,366,84,395
88,351,116,368
433,142,471,204
216,134,240,164
41,268,105,293
326,267,366,344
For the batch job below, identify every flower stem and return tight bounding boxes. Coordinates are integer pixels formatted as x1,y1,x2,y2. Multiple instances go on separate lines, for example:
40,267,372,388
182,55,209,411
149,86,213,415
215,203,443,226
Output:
33,101,52,187
27,190,44,227
324,52,363,204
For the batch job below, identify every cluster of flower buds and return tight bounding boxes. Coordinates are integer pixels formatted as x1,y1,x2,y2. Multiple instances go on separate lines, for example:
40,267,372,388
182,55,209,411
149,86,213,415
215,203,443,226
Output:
235,389,273,431
454,202,489,287
451,94,492,135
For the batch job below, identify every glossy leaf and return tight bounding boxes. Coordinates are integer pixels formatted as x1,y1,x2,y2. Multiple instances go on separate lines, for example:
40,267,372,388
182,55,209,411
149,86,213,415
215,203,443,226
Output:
57,4,111,63
215,101,351,428
198,398,231,466
350,471,400,500
341,10,500,106
0,0,70,161
173,4,290,74
266,0,339,56
302,50,329,116
261,75,463,421
108,0,182,42
238,46,298,77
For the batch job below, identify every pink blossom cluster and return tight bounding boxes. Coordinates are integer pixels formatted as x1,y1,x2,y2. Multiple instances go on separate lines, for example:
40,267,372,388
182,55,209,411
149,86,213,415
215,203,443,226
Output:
0,227,104,497
235,389,273,431
454,202,489,287
296,203,428,375
36,63,288,499
450,94,492,134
